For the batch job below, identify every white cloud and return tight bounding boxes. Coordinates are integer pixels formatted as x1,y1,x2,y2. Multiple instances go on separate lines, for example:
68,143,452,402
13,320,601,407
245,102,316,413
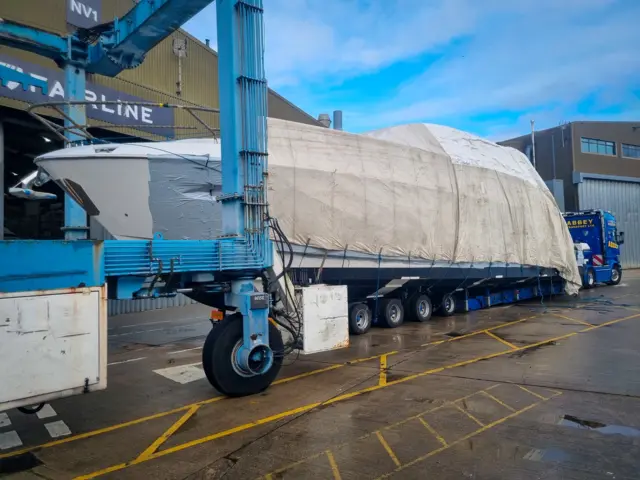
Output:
186,0,484,87
346,0,640,134
185,0,640,137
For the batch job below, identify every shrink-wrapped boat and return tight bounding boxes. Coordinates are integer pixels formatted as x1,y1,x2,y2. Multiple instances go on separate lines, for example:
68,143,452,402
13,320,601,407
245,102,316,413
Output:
35,118,581,307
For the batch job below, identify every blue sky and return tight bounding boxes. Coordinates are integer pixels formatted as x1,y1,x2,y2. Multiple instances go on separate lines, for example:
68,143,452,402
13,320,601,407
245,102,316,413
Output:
185,0,640,140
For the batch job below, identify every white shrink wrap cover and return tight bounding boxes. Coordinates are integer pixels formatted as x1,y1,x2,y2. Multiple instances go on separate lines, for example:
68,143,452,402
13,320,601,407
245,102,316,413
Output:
266,119,581,294
35,118,581,294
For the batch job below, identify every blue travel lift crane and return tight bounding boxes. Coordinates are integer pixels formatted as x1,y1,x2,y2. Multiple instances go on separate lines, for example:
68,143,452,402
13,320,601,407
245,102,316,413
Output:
0,0,289,408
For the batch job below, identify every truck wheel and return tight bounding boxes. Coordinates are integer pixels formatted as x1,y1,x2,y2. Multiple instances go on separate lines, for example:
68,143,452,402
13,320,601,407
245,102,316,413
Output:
380,298,404,328
349,303,372,335
439,293,456,317
202,313,283,397
607,265,622,286
407,294,432,322
584,268,596,289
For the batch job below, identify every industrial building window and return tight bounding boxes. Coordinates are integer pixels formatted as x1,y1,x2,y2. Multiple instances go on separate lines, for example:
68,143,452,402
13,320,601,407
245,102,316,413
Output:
581,137,616,155
622,143,640,159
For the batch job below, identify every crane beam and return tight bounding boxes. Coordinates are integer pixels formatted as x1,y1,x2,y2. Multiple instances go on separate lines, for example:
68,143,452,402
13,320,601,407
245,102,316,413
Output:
87,0,215,76
0,19,67,62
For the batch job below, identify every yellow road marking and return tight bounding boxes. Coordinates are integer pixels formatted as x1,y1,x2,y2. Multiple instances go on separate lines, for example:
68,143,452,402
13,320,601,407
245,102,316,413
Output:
266,383,554,478
481,390,516,412
262,386,498,478
326,450,342,480
452,402,485,427
379,354,388,386
136,405,200,461
552,313,594,328
484,331,517,349
1,314,540,461
517,385,547,400
80,311,640,478
77,310,640,479
74,402,321,480
13,308,639,478
582,312,640,330
420,314,537,347
0,352,393,461
418,417,448,447
375,431,401,467
0,396,224,460
375,394,562,479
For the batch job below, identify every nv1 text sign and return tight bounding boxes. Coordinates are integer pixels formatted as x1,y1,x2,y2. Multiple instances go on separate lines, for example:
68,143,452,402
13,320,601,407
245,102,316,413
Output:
67,0,102,29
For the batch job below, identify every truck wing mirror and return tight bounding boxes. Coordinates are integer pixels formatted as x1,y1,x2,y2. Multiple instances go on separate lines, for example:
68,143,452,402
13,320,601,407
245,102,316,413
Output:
617,231,625,245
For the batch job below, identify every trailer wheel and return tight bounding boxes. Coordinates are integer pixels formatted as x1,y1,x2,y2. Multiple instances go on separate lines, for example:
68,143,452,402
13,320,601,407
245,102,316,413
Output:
584,268,596,289
438,293,456,317
407,294,432,322
349,303,372,335
607,265,622,286
202,313,283,397
380,298,404,328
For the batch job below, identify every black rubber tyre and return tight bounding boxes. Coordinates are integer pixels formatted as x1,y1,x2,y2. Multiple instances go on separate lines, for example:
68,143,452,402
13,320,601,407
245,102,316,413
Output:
18,403,45,415
584,268,596,289
607,265,622,286
202,314,283,397
438,293,456,317
349,303,372,335
407,294,432,322
380,298,404,328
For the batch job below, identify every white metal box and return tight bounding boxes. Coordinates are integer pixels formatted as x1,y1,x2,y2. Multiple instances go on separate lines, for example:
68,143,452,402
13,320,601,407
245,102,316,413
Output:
300,284,349,354
0,287,108,412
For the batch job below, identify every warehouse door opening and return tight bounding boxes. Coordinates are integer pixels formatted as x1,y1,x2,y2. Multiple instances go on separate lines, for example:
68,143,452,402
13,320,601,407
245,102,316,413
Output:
2,107,66,240
578,178,640,268
1,106,143,240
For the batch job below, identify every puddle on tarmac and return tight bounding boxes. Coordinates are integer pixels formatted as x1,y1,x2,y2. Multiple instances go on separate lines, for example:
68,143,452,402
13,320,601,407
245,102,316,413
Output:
523,447,570,463
445,331,465,338
561,415,640,438
509,341,556,358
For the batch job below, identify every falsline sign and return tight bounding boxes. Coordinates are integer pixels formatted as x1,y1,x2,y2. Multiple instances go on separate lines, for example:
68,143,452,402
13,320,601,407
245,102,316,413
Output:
0,53,175,138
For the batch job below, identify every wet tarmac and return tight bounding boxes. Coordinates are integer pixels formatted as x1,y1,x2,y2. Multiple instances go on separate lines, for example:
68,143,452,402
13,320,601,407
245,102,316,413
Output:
2,272,640,479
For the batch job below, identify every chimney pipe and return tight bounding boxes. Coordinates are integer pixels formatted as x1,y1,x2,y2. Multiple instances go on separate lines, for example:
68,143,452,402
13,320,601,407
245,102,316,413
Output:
317,113,331,128
205,39,210,47
333,110,343,131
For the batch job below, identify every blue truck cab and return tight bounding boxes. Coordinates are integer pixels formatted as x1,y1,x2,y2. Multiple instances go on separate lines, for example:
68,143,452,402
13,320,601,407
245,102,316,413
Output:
563,210,624,288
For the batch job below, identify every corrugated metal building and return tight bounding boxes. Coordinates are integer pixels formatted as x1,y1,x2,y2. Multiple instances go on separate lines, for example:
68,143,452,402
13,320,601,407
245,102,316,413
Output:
0,1,323,315
500,121,640,268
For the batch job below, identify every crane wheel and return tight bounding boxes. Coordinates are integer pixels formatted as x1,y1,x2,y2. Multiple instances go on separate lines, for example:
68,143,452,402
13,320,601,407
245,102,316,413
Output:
202,313,283,397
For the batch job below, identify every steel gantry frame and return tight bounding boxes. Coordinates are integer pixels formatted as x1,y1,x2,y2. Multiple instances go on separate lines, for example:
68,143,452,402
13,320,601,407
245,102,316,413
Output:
0,0,280,396
0,0,217,239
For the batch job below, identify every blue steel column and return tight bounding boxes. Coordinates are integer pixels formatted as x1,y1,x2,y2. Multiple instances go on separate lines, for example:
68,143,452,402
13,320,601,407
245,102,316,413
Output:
217,0,273,374
0,121,4,240
217,0,244,237
62,64,88,240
